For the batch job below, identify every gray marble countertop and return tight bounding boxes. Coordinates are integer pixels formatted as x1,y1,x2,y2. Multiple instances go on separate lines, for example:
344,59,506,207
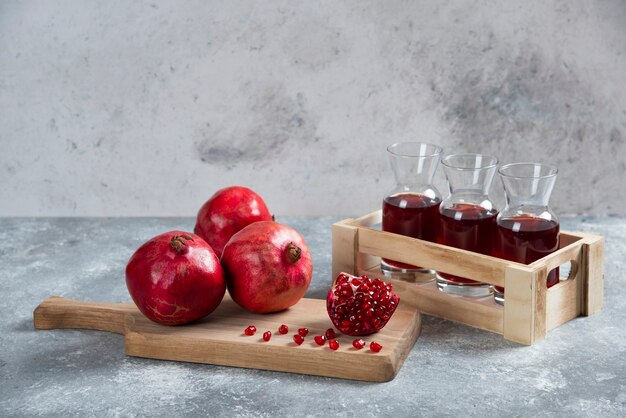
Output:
1,216,624,417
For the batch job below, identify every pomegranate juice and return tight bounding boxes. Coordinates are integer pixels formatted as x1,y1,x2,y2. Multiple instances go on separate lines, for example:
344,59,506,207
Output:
437,203,497,283
382,193,441,269
494,217,560,293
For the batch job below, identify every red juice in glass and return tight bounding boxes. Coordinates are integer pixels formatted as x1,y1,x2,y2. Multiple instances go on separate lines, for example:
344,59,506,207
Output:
435,153,499,297
437,203,498,283
494,216,560,296
382,193,441,269
380,142,443,279
493,162,560,305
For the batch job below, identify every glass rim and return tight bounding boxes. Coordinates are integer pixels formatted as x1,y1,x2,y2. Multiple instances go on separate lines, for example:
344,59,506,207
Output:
386,142,443,158
441,153,499,171
498,162,559,179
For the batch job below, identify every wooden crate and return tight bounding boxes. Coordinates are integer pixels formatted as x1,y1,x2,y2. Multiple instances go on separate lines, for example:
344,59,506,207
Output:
332,210,604,345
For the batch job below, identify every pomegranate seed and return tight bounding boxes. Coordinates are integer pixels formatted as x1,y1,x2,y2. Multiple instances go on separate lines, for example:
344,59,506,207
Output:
262,331,271,342
352,338,365,349
369,341,382,352
278,324,288,334
244,325,256,336
337,273,350,284
325,328,336,340
314,335,326,346
293,334,304,345
327,273,400,336
328,339,339,350
298,327,309,337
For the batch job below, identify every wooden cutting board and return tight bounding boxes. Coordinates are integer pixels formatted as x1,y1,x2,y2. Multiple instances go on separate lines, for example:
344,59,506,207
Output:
34,294,421,382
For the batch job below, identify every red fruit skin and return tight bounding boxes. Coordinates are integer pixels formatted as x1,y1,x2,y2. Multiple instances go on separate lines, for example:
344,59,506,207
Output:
125,231,226,326
194,186,272,256
221,221,313,313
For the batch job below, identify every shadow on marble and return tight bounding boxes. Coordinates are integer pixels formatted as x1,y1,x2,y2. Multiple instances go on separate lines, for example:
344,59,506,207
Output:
418,316,521,351
12,318,36,333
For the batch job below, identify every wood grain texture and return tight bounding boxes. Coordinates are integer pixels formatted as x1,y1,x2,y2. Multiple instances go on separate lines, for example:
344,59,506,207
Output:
356,227,509,287
546,276,580,331
347,210,383,227
503,265,537,345
359,264,503,334
332,213,605,345
331,222,358,279
529,233,584,272
582,234,604,316
34,294,422,382
533,267,548,341
34,296,136,334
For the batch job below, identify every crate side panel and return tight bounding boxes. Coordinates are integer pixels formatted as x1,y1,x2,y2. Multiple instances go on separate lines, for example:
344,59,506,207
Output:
357,227,509,287
546,278,580,331
582,235,604,316
332,222,359,279
503,266,544,345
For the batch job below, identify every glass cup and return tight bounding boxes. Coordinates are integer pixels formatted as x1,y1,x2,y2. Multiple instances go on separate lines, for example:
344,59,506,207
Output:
493,163,560,305
436,153,498,297
381,142,443,282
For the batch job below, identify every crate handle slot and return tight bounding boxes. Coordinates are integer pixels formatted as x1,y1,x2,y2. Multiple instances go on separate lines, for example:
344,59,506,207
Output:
559,259,579,282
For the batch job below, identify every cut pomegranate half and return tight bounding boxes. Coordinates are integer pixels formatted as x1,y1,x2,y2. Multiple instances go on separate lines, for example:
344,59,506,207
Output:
326,273,400,336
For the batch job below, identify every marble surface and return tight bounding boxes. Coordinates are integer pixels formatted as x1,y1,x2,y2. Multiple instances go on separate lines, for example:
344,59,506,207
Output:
2,1,626,217
0,216,625,417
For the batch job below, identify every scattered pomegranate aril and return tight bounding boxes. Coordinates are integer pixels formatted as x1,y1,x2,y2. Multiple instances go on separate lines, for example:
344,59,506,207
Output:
327,273,400,336
314,335,326,346
244,325,256,336
278,324,289,334
328,340,339,350
293,334,304,345
262,331,272,342
298,327,309,337
352,338,365,349
369,341,383,352
325,328,337,340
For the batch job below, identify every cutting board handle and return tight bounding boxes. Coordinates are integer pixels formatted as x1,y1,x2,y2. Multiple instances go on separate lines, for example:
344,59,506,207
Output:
34,296,137,335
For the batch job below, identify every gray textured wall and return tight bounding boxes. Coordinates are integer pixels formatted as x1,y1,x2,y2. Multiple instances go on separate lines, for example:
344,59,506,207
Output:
1,1,625,217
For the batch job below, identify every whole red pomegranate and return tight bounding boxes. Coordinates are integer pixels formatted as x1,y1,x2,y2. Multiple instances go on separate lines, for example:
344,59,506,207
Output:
194,186,272,256
327,273,400,336
126,231,226,325
221,221,312,313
